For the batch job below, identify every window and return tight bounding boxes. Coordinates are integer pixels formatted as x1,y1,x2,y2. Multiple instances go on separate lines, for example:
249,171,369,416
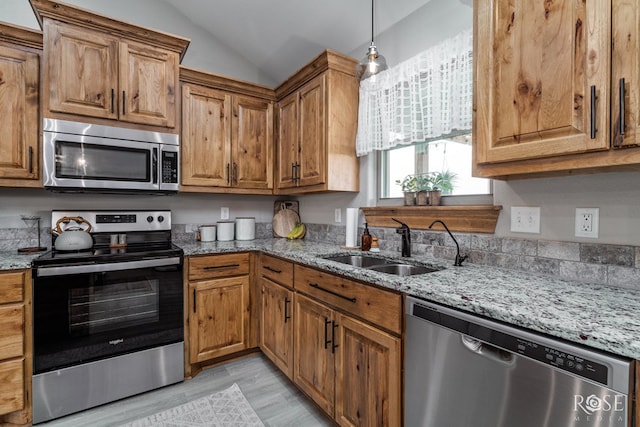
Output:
380,131,491,199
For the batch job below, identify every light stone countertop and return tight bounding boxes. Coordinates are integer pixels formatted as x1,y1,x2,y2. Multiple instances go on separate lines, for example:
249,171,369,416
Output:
5,239,640,359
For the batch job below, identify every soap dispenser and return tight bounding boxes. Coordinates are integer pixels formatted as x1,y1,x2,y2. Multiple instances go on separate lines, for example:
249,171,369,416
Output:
361,223,372,251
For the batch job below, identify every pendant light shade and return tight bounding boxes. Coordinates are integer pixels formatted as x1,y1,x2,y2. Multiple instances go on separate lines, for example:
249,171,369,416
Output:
356,0,387,81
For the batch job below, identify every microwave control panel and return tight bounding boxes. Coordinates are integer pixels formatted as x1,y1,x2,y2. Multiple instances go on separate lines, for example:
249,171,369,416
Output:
162,151,178,184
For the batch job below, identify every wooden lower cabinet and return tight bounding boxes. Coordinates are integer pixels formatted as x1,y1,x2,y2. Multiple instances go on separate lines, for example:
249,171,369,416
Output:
293,293,402,426
0,269,31,425
260,278,294,378
186,253,251,370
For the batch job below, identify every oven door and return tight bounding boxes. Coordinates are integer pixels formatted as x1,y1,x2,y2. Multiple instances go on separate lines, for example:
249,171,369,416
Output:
33,257,183,374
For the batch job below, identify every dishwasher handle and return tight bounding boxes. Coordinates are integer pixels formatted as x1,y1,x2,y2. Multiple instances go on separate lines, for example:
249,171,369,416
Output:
461,335,514,366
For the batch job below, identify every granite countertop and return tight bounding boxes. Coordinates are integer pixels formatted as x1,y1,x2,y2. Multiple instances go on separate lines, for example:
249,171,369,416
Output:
4,239,639,359
182,239,640,360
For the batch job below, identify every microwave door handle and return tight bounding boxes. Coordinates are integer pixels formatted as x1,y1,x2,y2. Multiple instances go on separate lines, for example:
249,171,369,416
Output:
152,147,159,184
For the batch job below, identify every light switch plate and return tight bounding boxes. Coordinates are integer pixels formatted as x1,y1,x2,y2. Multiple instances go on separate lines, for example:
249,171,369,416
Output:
510,206,541,233
220,207,229,220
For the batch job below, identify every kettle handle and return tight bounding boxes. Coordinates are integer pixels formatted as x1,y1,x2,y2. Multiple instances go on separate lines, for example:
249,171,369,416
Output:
52,216,93,234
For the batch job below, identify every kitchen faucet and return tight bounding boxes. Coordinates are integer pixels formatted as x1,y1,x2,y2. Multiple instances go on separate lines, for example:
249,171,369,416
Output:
428,220,467,266
392,218,411,257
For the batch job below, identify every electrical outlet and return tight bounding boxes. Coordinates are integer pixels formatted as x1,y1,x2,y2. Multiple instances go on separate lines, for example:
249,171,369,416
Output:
575,208,599,238
334,208,342,223
510,206,541,233
220,207,229,220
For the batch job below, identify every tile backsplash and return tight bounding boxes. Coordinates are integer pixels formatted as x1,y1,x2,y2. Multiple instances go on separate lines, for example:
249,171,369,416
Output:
3,222,638,290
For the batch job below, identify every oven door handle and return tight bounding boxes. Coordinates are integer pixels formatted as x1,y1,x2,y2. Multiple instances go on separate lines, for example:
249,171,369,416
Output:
35,257,182,277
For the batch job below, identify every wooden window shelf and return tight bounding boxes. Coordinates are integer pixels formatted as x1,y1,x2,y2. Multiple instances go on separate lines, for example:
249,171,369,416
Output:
360,205,502,234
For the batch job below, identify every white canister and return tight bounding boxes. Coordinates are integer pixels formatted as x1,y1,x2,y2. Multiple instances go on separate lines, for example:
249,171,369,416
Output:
200,225,216,242
235,217,255,241
216,220,235,241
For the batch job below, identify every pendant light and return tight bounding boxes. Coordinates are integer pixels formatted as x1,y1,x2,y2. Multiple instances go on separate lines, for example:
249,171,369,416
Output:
356,0,388,81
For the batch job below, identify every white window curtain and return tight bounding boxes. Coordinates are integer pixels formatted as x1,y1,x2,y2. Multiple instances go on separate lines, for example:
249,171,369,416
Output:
356,29,473,157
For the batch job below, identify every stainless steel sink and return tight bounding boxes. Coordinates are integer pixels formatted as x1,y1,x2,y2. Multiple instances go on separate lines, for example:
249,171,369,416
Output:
322,254,440,276
367,263,439,276
323,254,394,268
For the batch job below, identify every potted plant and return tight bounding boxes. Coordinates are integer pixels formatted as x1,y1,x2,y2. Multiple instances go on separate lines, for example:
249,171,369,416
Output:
415,173,432,205
395,175,417,205
429,170,457,205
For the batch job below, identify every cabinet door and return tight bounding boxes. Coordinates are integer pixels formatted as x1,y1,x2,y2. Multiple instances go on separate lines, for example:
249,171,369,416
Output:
294,293,334,416
475,0,610,164
0,45,39,180
181,84,232,187
298,75,327,186
260,278,293,378
276,91,299,189
0,359,23,416
612,0,640,148
189,276,249,363
119,41,178,128
45,21,118,119
334,314,401,427
232,95,273,189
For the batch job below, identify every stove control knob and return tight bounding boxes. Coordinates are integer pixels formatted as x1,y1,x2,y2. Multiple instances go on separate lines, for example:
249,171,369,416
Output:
147,216,154,223
158,215,165,223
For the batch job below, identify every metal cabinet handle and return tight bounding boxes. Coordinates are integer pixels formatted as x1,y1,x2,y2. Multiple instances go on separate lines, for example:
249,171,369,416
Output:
331,321,339,353
111,88,115,114
203,264,239,270
291,162,296,182
324,317,332,349
193,289,196,313
122,90,126,115
284,297,291,323
295,163,300,183
590,85,597,139
309,282,357,303
28,146,33,174
226,163,231,185
619,78,626,137
264,265,282,274
233,162,238,184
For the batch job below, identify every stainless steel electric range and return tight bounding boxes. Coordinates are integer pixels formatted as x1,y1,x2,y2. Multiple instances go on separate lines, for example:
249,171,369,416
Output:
31,210,184,424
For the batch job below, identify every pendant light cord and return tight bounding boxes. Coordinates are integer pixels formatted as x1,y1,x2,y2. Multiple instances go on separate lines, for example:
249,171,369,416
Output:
371,0,375,44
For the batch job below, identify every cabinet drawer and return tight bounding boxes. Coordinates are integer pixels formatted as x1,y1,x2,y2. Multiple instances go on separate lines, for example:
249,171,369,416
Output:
0,358,24,416
0,306,24,360
260,255,293,287
0,272,24,304
294,265,402,335
188,253,250,281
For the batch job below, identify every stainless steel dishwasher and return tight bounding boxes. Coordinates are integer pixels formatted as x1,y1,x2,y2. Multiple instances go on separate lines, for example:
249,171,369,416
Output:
405,296,635,427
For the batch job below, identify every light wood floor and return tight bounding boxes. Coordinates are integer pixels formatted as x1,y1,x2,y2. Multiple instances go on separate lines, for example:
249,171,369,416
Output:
38,353,334,427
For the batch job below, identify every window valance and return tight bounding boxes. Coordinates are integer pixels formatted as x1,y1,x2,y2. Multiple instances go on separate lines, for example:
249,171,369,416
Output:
356,29,473,156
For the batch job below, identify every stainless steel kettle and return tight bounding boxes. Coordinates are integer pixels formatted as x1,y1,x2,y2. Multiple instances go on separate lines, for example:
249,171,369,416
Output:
52,216,94,251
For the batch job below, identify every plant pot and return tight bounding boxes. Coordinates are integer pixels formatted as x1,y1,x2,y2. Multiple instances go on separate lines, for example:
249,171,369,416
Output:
416,190,429,206
403,191,416,206
428,190,442,206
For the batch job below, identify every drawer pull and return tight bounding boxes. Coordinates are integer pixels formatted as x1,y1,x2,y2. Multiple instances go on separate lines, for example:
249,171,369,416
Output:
590,85,597,139
309,282,356,303
203,264,240,270
264,265,282,274
324,317,332,349
284,297,291,323
331,321,339,353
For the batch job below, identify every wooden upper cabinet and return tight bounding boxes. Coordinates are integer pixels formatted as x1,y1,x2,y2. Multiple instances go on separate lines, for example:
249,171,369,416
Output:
119,41,178,128
45,22,118,120
180,67,274,193
33,0,189,131
275,49,359,194
475,0,610,165
181,83,231,187
0,32,40,184
612,0,640,149
232,95,273,189
298,75,327,187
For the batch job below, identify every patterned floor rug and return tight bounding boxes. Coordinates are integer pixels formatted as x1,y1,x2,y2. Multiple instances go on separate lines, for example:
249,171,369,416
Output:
120,383,265,427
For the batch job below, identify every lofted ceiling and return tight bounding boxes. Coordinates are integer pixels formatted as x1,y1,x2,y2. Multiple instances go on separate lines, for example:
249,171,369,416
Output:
161,0,435,84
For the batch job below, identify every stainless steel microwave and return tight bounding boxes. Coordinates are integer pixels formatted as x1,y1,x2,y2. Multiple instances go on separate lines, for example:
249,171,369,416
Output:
43,119,179,194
